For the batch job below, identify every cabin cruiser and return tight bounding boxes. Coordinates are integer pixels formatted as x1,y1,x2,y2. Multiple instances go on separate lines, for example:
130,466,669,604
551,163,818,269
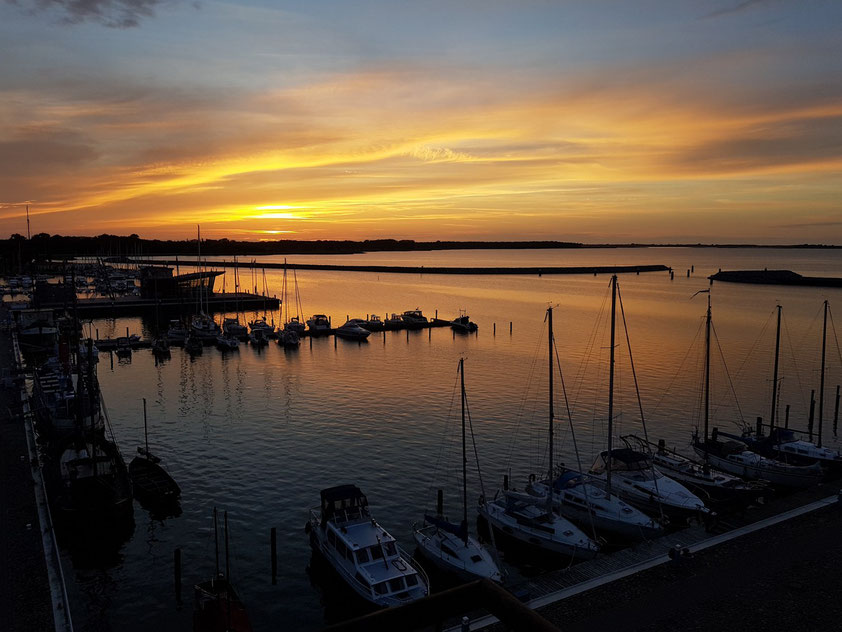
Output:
450,314,478,333
166,319,189,342
307,314,331,334
191,314,221,340
248,317,275,338
363,315,385,332
335,320,371,341
401,310,428,329
284,317,306,335
222,317,248,339
307,485,429,607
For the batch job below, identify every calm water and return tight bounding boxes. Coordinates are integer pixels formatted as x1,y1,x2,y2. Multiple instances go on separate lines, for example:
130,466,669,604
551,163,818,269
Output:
53,248,842,631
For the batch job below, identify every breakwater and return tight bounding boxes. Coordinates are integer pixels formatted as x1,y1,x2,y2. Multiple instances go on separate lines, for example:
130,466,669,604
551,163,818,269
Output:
132,260,671,276
709,269,842,287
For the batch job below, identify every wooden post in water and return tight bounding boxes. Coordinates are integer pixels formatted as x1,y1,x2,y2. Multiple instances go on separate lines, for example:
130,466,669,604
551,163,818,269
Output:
493,323,496,336
270,528,277,585
834,385,840,435
174,548,182,604
509,322,512,335
436,489,443,515
785,404,790,429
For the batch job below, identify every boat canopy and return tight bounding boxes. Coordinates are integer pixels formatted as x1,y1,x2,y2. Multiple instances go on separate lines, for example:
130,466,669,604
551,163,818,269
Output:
320,485,369,522
423,514,468,540
591,448,651,474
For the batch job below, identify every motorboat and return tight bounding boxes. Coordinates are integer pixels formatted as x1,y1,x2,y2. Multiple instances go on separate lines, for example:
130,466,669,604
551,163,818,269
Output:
222,317,248,339
280,328,300,348
335,320,371,341
166,319,189,342
248,317,275,338
192,314,221,340
450,313,478,333
249,329,269,346
363,315,385,332
306,314,331,335
307,485,429,607
401,310,428,329
285,317,306,335
384,314,404,330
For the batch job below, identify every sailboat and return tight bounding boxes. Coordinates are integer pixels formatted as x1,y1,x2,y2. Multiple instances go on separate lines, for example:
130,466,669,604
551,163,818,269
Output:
413,359,502,582
587,276,709,521
692,296,824,487
129,398,180,508
478,307,600,561
193,509,253,632
281,259,307,335
729,302,842,472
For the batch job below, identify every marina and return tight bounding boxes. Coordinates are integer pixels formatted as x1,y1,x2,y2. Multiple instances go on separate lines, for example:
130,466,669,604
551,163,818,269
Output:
3,247,842,631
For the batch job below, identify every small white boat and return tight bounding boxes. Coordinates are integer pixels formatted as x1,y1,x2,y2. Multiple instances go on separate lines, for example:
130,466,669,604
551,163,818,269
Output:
307,485,429,607
414,359,503,583
335,320,371,341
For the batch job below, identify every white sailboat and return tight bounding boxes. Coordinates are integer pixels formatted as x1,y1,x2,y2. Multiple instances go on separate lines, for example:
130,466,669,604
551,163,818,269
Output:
414,359,502,583
479,307,600,561
587,276,708,521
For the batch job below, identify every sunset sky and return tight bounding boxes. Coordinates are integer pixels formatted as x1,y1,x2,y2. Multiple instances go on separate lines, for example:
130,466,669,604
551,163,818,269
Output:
1,0,840,243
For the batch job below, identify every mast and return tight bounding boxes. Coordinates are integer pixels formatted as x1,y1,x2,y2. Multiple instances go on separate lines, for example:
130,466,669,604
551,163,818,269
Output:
143,398,149,459
213,507,220,579
703,293,711,470
460,358,468,545
819,300,828,448
607,276,617,494
547,306,555,515
770,305,782,433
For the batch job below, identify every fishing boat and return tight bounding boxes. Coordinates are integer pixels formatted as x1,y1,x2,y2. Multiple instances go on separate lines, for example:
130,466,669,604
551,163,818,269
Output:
479,308,600,561
363,314,385,332
306,314,331,335
335,320,371,341
691,295,824,488
306,485,429,607
129,399,180,507
587,277,708,521
450,312,478,333
401,310,428,329
413,359,502,583
194,509,253,632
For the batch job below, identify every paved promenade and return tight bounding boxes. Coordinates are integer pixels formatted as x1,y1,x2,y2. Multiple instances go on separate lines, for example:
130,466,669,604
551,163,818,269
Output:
0,309,55,631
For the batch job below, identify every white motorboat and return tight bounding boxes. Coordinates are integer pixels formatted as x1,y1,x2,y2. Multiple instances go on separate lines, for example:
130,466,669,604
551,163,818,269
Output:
307,485,429,607
413,359,502,583
335,320,371,341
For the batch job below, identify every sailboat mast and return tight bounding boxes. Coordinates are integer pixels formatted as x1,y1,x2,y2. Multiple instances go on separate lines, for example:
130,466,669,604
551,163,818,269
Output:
770,305,782,432
547,306,555,515
703,293,711,467
213,507,220,578
143,397,149,459
818,300,828,448
460,358,468,545
607,276,617,494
